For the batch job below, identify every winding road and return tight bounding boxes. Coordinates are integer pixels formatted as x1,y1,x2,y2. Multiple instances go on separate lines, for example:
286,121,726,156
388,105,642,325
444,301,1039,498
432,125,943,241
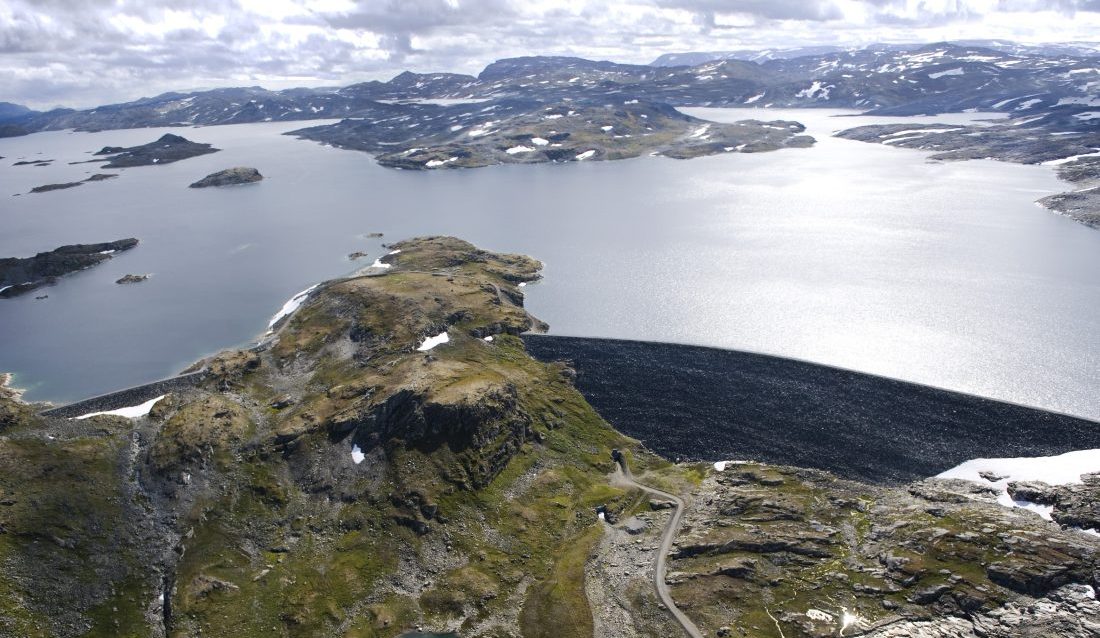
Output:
611,455,705,638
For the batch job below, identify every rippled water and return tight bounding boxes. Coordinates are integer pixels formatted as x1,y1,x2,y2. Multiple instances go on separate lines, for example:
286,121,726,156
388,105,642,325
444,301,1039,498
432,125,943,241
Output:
1,109,1097,420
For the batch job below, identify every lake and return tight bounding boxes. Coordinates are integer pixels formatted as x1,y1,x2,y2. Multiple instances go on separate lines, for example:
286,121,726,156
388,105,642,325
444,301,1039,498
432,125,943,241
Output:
1,108,1098,421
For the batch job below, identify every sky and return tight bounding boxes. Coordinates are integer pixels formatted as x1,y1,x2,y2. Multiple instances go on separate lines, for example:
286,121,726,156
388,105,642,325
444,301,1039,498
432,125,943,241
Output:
2,0,1100,110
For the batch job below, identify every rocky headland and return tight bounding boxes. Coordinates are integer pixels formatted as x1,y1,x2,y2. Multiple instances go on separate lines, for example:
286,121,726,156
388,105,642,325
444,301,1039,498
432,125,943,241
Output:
0,238,139,298
93,133,220,168
188,166,263,188
0,237,1096,638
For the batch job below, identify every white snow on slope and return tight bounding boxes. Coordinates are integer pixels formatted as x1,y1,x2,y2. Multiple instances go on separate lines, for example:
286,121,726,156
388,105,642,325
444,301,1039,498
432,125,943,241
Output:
269,284,319,328
506,145,535,154
937,449,1100,520
417,330,450,351
351,444,365,464
796,81,831,99
575,150,596,160
929,67,964,79
75,395,166,420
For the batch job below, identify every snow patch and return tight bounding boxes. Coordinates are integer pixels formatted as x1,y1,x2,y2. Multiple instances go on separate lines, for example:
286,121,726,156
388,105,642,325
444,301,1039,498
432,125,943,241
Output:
796,81,831,100
936,449,1100,521
1041,150,1100,166
505,145,535,154
268,284,319,328
417,330,450,351
530,137,549,146
425,157,458,167
75,395,166,420
928,67,964,79
744,93,765,104
351,444,365,464
483,335,494,342
1057,96,1100,107
575,150,596,160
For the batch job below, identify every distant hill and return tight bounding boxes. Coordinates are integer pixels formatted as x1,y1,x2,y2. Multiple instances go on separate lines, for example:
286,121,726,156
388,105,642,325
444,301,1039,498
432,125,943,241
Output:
0,101,35,122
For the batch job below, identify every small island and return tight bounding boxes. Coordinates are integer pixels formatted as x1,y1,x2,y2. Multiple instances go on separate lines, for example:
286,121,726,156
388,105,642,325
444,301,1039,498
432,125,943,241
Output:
115,273,149,284
0,238,139,298
188,166,263,188
28,172,117,194
93,133,219,168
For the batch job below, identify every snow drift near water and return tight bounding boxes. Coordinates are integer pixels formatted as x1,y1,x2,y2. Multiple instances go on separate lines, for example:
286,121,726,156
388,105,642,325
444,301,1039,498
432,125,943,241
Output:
75,395,166,420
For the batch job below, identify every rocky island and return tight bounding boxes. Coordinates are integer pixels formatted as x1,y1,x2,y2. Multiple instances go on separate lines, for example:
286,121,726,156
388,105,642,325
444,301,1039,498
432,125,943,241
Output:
28,172,117,194
1,237,1096,638
188,166,263,188
92,133,220,168
290,100,814,170
0,238,139,298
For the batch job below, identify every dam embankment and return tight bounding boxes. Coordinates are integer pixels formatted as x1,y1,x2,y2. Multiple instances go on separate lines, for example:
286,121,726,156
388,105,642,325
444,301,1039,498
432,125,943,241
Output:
523,335,1100,484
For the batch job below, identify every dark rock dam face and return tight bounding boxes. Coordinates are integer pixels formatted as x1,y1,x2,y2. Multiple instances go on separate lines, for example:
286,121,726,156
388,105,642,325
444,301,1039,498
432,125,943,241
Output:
522,335,1100,485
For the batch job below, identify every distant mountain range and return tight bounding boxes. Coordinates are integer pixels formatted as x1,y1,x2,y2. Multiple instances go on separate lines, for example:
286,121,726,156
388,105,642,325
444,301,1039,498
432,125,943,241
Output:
0,41,1096,139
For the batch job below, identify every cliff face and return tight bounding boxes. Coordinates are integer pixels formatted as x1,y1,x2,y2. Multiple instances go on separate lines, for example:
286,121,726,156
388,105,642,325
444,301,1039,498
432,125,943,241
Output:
0,237,643,638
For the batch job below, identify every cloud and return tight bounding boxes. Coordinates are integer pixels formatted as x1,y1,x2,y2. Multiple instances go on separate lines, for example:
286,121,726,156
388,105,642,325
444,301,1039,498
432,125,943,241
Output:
1,0,1098,109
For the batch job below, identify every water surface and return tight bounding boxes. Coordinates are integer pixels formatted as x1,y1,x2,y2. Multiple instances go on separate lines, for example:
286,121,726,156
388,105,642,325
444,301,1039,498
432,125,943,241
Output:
0,109,1097,421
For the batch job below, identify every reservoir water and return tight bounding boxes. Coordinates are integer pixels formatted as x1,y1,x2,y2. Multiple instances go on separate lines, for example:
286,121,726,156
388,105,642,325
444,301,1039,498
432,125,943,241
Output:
1,109,1098,420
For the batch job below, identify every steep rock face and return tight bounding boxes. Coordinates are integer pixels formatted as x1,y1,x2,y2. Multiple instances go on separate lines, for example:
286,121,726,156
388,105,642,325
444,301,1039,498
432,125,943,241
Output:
0,236,639,638
188,167,263,188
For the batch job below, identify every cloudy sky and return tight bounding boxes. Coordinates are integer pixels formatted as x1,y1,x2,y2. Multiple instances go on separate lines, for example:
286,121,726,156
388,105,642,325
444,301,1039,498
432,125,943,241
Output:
3,0,1099,109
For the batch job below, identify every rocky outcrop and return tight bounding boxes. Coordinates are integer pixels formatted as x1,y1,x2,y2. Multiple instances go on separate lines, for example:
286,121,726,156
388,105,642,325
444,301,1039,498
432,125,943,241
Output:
668,464,1100,638
188,166,263,188
0,238,138,297
93,133,219,168
115,273,148,284
1007,474,1100,532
